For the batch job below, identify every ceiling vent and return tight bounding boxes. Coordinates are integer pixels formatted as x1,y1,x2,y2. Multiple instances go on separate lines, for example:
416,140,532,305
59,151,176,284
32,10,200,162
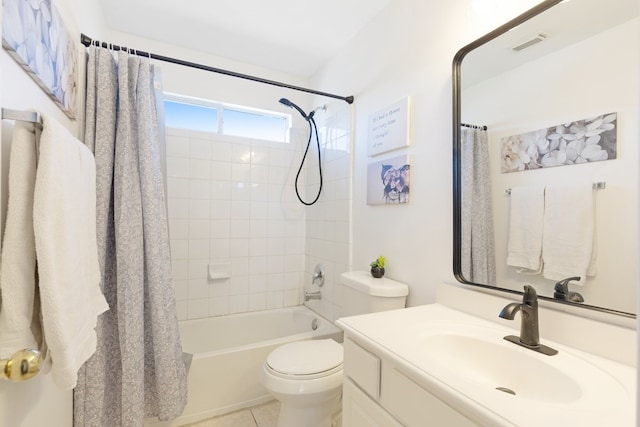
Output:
512,33,547,52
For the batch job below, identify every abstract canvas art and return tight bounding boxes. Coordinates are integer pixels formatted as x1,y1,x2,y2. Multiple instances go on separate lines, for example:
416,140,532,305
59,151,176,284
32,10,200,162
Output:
3,0,78,118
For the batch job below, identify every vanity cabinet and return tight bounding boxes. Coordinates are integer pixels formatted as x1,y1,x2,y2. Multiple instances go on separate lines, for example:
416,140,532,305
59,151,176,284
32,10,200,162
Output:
342,337,478,427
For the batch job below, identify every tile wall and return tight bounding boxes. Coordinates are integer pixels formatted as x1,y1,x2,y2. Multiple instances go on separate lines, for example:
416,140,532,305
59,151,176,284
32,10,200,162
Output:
166,128,307,320
303,103,353,322
166,104,352,322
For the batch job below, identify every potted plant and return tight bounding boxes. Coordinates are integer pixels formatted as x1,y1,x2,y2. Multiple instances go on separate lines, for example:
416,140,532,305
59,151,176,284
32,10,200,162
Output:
370,256,386,278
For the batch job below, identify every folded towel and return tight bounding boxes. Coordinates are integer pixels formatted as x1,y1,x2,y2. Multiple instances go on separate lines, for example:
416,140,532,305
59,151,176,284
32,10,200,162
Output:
0,121,40,359
33,115,109,390
506,186,545,274
542,184,596,284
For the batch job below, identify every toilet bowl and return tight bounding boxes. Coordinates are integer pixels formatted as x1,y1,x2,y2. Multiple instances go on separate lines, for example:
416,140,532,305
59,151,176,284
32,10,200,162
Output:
262,271,409,427
262,339,344,427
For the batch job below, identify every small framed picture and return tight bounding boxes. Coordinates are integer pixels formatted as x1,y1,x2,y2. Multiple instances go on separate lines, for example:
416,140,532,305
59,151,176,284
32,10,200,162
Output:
367,154,410,205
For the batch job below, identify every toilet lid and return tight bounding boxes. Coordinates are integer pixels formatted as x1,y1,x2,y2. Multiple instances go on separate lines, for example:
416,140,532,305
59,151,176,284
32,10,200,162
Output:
267,339,343,376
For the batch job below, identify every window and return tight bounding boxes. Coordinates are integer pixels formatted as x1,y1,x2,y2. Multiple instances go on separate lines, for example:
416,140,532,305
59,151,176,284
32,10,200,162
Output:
164,95,289,142
164,100,218,133
223,108,288,141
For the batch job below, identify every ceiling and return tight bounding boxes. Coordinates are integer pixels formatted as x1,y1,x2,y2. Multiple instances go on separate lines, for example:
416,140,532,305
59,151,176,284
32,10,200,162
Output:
462,0,639,88
98,0,394,77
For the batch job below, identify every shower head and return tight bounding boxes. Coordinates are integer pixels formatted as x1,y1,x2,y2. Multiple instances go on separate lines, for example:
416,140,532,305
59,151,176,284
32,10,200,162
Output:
279,98,310,121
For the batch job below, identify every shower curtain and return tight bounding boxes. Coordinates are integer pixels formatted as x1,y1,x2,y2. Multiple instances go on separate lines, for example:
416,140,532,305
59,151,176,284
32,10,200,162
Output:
460,127,496,285
74,46,187,426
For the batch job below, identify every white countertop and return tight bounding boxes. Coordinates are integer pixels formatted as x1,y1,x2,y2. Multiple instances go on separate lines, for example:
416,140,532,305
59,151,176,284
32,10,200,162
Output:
337,303,636,427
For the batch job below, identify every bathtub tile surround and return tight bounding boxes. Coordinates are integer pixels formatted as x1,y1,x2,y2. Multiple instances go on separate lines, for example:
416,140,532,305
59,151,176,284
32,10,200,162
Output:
303,102,353,322
167,128,307,320
166,101,353,322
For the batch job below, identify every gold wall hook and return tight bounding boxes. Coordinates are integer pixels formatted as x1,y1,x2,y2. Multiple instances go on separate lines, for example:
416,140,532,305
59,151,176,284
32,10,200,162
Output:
1,349,42,382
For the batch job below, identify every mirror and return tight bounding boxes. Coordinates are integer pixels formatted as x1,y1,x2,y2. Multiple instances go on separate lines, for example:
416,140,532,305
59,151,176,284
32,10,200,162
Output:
453,0,638,317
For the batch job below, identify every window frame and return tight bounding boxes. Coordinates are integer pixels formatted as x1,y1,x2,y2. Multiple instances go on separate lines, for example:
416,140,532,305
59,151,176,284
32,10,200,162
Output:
163,93,292,143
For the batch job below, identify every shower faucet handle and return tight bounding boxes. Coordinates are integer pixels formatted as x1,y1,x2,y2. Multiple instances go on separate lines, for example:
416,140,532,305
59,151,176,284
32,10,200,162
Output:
312,264,325,287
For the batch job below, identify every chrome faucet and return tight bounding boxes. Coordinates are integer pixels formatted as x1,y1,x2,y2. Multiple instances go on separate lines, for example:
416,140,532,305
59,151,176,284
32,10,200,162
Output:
499,285,557,356
304,290,321,301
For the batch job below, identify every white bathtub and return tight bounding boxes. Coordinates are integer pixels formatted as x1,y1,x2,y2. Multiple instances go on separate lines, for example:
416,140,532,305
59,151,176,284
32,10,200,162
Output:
145,305,343,427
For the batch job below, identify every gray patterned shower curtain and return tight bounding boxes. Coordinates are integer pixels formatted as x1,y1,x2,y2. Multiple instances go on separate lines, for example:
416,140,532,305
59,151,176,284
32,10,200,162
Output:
460,127,496,285
74,46,187,426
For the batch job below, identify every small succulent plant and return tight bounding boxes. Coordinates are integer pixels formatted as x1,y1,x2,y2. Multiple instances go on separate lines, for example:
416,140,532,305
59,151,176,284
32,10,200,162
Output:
370,255,386,269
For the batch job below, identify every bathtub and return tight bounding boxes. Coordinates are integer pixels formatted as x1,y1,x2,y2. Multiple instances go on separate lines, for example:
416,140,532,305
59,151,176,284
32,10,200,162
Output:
145,305,343,427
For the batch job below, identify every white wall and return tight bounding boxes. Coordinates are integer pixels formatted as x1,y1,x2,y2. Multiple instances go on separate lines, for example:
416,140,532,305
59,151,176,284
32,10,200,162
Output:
310,0,541,307
102,29,314,121
463,18,639,313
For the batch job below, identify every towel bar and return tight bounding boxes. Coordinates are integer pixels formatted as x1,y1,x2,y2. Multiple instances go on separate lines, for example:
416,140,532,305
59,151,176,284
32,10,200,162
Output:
1,108,42,125
506,181,606,195
1,107,43,162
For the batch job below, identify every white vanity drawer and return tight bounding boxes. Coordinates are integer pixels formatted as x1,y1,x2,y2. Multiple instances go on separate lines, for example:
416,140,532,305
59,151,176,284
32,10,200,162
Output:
385,368,478,427
344,338,381,400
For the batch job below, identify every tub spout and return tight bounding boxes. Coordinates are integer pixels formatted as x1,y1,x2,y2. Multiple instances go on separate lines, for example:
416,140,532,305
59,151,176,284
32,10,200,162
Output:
304,291,321,301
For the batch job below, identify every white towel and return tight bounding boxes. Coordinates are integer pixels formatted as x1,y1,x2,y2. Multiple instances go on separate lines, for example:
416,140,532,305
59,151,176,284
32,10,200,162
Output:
506,186,544,274
33,115,109,390
542,184,596,284
0,121,40,359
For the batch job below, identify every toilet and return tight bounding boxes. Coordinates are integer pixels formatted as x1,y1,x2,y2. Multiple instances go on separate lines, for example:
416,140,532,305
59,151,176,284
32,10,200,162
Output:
261,270,409,427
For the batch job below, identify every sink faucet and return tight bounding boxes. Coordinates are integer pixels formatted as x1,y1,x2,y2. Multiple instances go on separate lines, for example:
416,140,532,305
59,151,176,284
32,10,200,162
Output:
499,285,558,356
553,276,584,303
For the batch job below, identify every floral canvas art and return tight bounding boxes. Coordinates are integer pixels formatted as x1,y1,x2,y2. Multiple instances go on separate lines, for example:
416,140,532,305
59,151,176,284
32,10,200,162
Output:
501,113,616,173
366,154,410,205
2,0,77,118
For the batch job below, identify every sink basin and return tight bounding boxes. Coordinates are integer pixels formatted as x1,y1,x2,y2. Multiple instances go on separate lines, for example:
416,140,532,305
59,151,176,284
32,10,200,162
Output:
412,322,631,413
422,333,582,403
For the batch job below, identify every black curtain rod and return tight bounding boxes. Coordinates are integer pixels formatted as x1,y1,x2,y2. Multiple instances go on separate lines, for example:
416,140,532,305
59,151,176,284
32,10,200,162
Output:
80,33,354,105
461,123,488,131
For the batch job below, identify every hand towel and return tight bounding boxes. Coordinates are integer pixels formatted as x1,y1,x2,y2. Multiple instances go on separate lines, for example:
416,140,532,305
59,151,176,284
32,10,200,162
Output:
0,121,40,359
506,186,545,274
33,115,109,390
542,184,596,284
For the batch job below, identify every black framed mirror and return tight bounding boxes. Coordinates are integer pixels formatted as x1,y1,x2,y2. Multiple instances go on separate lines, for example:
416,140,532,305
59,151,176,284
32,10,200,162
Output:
453,0,638,318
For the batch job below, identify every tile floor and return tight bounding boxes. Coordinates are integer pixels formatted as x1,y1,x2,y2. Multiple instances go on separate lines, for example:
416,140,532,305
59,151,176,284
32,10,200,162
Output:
185,400,280,427
184,400,342,427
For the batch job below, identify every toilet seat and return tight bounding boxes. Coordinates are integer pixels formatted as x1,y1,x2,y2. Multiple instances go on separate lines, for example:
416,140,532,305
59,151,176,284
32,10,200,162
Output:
266,339,343,380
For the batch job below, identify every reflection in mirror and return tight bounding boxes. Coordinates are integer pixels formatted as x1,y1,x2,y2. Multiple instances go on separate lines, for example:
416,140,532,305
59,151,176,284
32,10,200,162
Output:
453,0,638,317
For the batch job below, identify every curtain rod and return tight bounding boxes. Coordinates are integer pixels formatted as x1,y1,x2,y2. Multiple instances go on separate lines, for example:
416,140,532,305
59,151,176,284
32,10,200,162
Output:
80,34,354,105
461,123,488,131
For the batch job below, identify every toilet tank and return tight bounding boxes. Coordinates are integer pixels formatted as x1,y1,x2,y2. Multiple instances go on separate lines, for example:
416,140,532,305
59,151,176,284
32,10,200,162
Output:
339,271,409,317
